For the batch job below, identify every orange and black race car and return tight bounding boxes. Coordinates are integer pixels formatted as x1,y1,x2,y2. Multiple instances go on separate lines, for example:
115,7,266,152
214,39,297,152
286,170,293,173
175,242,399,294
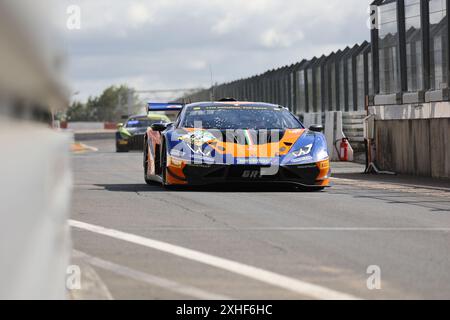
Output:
143,100,330,190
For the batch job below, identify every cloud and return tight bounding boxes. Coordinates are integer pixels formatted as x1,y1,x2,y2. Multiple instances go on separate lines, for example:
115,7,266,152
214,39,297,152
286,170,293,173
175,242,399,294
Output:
57,0,373,102
127,2,153,27
211,14,242,35
260,29,304,48
186,60,208,71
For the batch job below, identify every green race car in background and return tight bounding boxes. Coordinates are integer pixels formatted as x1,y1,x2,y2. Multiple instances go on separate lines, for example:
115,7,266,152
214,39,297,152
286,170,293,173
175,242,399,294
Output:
116,113,170,152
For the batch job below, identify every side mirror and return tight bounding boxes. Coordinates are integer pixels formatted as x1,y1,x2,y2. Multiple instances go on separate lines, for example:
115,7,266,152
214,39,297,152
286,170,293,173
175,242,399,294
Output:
151,122,169,132
117,123,124,129
309,124,324,132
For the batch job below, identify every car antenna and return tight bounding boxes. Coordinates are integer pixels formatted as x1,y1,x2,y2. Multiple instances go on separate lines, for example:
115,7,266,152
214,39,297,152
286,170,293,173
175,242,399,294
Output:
209,64,215,101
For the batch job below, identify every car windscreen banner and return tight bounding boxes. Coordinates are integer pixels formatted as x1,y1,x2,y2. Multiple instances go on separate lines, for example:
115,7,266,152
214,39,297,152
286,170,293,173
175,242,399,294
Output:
147,102,184,112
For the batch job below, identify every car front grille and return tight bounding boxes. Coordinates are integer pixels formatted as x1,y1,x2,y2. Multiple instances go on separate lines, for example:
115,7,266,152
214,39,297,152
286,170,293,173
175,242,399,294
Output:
128,135,144,151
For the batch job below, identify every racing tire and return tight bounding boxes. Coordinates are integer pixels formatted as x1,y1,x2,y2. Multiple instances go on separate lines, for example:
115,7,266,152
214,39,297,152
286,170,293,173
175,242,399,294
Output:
160,141,178,190
116,145,129,153
161,141,169,187
143,141,155,185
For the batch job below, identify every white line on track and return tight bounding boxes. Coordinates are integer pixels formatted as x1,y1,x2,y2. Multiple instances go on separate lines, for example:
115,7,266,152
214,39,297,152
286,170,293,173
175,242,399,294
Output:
116,227,450,232
73,250,231,300
69,219,360,300
71,251,115,300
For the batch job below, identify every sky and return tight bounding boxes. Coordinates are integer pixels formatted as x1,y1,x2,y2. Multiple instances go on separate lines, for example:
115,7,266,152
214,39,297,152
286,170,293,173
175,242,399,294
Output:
56,0,373,102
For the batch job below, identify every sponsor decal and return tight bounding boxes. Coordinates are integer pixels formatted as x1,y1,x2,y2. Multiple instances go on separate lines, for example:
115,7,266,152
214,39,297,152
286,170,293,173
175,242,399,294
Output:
178,130,217,146
291,155,313,163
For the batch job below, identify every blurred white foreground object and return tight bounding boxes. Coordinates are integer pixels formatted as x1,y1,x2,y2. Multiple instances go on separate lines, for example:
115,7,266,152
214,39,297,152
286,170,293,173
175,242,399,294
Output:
0,0,70,299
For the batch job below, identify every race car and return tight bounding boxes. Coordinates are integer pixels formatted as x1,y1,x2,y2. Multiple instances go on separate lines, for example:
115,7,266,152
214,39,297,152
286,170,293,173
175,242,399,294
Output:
116,113,171,152
143,100,330,190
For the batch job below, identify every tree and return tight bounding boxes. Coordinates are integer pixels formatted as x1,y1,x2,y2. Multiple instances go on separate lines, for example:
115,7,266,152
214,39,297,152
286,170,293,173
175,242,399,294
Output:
66,101,90,121
65,85,142,122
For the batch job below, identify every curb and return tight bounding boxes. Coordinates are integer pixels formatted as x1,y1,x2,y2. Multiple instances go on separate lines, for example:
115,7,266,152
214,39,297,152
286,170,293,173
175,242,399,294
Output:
71,143,99,153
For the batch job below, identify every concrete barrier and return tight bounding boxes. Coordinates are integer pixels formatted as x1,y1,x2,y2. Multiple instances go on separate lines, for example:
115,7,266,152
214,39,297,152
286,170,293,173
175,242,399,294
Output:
61,122,118,130
67,122,105,130
301,112,322,128
0,122,72,299
301,111,354,161
74,131,116,141
375,118,450,179
369,103,450,179
324,111,354,161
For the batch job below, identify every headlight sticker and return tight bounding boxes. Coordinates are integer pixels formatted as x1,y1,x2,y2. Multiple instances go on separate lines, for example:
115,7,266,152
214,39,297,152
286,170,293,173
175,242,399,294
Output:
292,143,313,157
290,155,313,163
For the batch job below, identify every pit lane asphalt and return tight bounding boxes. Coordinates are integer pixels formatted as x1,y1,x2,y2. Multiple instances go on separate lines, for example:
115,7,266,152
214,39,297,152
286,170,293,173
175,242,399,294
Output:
70,139,450,299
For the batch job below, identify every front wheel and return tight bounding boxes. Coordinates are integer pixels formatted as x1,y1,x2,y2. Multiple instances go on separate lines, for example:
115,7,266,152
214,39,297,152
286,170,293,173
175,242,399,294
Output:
160,142,169,187
143,140,154,185
116,145,129,153
160,140,184,190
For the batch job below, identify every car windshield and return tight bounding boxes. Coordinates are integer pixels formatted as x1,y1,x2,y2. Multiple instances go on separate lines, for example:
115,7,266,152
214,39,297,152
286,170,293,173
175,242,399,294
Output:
126,119,160,128
181,105,303,130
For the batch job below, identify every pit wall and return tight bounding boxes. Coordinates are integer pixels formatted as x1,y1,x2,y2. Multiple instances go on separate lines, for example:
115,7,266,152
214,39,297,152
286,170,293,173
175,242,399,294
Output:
59,122,117,130
369,102,450,179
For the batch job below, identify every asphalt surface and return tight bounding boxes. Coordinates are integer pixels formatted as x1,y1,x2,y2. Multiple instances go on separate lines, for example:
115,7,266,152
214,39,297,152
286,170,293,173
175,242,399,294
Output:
71,139,450,300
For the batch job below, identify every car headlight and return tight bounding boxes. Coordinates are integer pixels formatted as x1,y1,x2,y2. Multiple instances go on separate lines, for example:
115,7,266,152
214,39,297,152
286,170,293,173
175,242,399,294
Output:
292,144,313,157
